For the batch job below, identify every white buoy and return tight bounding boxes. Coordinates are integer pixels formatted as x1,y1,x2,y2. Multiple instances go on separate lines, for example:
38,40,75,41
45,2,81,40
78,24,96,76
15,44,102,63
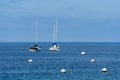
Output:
28,59,33,62
90,59,95,63
60,69,66,73
81,51,86,55
102,67,108,72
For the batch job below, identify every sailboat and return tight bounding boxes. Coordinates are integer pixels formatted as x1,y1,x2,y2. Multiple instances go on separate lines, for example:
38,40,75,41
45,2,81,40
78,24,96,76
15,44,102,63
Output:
29,20,41,52
49,18,60,51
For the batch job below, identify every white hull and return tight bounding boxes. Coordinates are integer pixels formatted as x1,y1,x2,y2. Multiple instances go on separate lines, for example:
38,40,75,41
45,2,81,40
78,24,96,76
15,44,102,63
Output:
29,49,36,52
49,46,59,51
29,47,41,52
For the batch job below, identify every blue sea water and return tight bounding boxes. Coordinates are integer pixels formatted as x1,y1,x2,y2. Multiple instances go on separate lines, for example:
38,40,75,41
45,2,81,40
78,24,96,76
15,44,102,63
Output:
0,42,120,80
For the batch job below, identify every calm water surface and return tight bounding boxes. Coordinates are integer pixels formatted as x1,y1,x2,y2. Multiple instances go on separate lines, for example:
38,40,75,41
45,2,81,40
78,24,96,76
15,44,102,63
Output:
0,42,120,80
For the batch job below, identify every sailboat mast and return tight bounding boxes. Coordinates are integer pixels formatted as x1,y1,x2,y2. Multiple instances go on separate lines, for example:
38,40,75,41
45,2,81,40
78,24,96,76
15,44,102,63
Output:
55,17,58,42
35,20,38,44
53,24,56,42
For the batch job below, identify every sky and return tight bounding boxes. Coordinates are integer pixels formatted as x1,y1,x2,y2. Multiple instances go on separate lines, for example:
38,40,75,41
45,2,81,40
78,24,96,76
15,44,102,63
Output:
0,0,120,42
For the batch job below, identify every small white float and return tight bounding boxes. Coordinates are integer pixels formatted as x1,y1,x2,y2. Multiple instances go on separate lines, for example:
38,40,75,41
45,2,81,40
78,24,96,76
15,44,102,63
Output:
90,59,95,63
102,67,108,73
28,59,33,62
60,68,66,73
81,51,86,55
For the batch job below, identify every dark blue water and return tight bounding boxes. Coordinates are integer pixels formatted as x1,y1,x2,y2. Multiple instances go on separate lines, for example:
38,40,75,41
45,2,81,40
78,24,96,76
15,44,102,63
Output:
0,42,120,80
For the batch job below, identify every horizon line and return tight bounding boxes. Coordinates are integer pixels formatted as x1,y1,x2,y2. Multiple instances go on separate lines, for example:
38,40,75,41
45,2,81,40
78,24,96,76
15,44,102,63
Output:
0,41,120,43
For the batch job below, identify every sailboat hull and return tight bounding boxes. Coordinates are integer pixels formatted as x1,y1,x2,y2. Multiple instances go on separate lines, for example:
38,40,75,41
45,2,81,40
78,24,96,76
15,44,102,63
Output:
29,46,41,52
49,45,60,51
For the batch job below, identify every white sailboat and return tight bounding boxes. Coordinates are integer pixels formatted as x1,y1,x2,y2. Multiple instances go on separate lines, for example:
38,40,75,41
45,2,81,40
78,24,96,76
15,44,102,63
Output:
29,20,41,52
49,18,60,51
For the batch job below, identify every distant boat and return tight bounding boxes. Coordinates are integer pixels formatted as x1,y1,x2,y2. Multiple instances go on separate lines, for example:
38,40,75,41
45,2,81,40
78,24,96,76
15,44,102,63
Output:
29,44,40,52
49,18,60,51
29,20,41,52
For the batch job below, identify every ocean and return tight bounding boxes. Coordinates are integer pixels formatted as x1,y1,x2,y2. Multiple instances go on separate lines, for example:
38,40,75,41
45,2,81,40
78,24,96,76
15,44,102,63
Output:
0,42,120,80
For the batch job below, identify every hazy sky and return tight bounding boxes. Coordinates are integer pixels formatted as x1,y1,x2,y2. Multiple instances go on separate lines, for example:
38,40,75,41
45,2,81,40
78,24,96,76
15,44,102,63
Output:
0,0,120,42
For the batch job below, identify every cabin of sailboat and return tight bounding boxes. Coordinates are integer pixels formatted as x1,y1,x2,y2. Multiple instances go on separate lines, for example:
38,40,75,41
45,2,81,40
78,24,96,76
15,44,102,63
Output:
49,18,60,51
29,20,41,52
